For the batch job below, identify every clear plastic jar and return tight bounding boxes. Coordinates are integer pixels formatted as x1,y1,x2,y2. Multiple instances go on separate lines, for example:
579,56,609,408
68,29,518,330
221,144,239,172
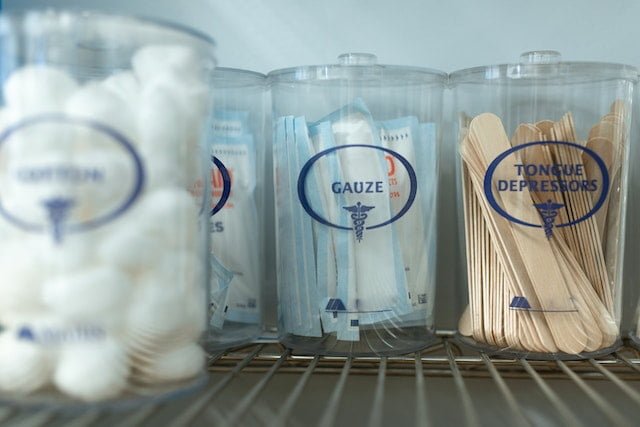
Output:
0,11,215,404
270,53,444,356
205,68,266,351
452,51,637,359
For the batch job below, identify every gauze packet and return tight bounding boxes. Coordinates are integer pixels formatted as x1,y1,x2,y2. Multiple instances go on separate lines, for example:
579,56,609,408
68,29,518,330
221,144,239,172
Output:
275,98,438,351
210,109,262,328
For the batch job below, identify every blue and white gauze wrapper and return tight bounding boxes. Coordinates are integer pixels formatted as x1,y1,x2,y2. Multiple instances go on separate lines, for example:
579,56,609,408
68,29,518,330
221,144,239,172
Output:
275,99,437,341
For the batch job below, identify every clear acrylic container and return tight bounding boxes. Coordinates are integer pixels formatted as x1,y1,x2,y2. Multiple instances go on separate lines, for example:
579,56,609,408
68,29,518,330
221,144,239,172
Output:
205,68,266,351
452,51,637,359
0,11,215,404
270,53,444,356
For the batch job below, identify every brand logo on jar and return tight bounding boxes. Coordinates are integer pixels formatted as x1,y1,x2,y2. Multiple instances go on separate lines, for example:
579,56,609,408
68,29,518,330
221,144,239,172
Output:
484,140,609,237
209,155,232,216
16,324,106,344
298,144,417,242
0,114,144,244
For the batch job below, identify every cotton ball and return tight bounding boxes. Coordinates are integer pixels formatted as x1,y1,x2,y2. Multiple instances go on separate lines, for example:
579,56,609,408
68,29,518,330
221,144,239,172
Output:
137,343,204,383
3,65,77,115
144,76,210,167
74,149,138,218
42,266,132,322
125,275,204,358
141,152,192,190
0,331,53,394
97,221,162,273
133,188,200,249
0,239,46,315
54,337,129,401
126,281,187,338
152,250,206,292
65,83,137,141
0,109,9,133
101,71,140,108
41,235,95,276
132,44,204,85
137,80,186,152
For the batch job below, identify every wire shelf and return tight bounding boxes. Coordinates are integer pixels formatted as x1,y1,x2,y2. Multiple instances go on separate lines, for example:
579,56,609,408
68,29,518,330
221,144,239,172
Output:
2,331,640,426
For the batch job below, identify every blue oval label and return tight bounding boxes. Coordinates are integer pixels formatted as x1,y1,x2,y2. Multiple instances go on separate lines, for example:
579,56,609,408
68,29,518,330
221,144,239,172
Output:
0,114,144,244
297,144,417,241
484,140,609,237
209,155,232,216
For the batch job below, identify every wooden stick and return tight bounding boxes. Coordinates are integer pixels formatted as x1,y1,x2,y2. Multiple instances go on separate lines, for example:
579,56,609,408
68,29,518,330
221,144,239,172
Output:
467,113,593,354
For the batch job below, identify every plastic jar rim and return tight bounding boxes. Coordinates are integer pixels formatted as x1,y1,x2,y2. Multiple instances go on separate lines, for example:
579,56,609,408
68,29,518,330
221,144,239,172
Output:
0,9,217,51
450,61,638,85
268,63,447,85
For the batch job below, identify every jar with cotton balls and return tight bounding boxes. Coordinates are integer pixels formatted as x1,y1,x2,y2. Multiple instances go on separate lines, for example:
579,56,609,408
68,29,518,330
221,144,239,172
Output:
270,54,444,356
0,10,215,405
204,68,267,351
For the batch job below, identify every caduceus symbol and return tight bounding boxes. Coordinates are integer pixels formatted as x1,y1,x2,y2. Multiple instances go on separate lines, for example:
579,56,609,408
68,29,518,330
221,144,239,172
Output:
41,197,76,244
343,202,375,243
533,199,565,239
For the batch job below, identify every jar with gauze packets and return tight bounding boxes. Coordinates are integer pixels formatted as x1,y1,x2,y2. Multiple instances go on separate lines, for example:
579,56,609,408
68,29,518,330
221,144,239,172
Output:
0,11,215,404
205,68,266,351
269,53,444,356
451,51,637,359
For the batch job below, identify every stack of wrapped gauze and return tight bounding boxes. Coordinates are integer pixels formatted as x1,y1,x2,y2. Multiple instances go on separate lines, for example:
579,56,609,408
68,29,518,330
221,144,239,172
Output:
0,44,209,401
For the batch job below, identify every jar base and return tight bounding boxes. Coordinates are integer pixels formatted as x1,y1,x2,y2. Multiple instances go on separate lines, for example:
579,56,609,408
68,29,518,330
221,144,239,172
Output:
202,321,262,353
625,332,640,350
0,371,208,412
282,326,439,357
454,332,622,360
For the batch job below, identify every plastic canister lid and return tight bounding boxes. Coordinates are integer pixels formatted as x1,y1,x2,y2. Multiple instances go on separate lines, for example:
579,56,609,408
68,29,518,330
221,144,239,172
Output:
213,67,265,88
450,50,638,84
268,53,446,86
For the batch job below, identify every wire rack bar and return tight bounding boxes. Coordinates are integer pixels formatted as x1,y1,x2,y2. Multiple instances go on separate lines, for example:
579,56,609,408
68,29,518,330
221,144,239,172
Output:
556,360,631,427
222,349,291,426
367,356,386,427
443,340,480,427
318,357,352,427
519,358,582,426
414,352,429,427
1,335,640,426
269,355,319,427
480,353,530,427
168,344,264,427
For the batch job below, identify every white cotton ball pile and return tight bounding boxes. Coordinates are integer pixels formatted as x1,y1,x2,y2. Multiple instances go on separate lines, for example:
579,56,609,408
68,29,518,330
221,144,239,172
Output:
3,65,77,117
0,43,210,401
54,337,129,401
65,82,137,141
101,71,141,108
134,343,204,383
132,44,203,85
0,331,53,394
132,187,201,250
97,223,163,273
42,266,132,323
0,240,46,316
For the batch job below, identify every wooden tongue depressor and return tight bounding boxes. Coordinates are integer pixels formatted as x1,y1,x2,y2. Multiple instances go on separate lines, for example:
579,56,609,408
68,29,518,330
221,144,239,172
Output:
549,115,612,312
584,136,615,239
468,113,592,354
511,124,572,246
458,305,473,336
586,106,625,242
461,135,554,352
535,120,555,139
461,156,517,348
512,123,609,351
510,123,608,351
